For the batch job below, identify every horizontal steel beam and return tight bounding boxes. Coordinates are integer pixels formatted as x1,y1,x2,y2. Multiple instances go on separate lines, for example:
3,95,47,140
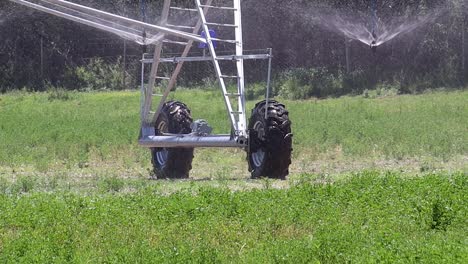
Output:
139,135,244,148
141,54,271,64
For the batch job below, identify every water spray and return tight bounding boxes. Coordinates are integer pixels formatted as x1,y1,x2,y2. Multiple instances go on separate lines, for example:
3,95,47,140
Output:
370,31,377,53
370,0,378,53
140,0,147,53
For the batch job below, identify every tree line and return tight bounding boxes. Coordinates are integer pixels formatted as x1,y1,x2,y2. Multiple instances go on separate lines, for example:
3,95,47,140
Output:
0,0,466,97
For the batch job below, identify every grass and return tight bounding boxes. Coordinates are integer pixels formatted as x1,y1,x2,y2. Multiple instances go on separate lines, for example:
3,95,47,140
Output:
0,172,466,263
0,89,466,176
291,92,467,159
0,91,142,169
0,90,467,262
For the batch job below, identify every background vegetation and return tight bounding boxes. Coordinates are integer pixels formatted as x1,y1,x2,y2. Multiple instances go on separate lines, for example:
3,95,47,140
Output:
0,0,467,98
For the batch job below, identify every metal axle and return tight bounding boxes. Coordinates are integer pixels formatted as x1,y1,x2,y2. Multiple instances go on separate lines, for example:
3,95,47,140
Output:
139,135,244,148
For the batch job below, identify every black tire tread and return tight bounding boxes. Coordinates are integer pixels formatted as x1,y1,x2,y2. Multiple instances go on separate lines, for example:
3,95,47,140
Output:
151,101,194,179
248,100,292,179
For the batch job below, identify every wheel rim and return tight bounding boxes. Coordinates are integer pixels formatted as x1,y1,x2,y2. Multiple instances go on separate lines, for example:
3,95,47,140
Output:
156,120,169,166
252,120,266,168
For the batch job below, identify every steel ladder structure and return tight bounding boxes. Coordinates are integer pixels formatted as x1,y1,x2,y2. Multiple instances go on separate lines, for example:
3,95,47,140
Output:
8,0,273,149
139,0,273,148
7,0,291,179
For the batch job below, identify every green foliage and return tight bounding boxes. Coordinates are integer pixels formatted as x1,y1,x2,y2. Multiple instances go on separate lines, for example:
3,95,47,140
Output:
278,68,344,99
343,69,373,95
47,86,75,101
362,83,400,98
74,58,127,91
430,199,454,231
246,82,267,100
13,176,36,193
0,172,466,262
0,91,143,170
98,175,126,193
276,68,395,100
290,90,467,159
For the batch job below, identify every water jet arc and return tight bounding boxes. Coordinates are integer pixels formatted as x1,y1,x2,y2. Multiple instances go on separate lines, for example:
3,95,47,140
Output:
8,0,207,45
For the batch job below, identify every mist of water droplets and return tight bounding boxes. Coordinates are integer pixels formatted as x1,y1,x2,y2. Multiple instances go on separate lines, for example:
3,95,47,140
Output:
291,3,446,47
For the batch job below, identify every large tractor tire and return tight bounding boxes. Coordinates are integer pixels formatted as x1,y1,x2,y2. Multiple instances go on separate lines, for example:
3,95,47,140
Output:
151,101,194,179
248,100,293,180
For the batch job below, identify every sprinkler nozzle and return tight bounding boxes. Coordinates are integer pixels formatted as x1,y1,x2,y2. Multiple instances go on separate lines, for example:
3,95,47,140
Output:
142,30,147,53
370,40,377,53
370,30,378,53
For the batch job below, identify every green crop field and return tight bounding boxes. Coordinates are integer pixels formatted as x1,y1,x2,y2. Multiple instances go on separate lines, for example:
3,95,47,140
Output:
0,172,466,263
0,89,466,175
0,90,467,262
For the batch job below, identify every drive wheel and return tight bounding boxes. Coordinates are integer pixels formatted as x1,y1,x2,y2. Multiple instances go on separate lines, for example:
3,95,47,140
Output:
248,100,293,180
151,101,194,179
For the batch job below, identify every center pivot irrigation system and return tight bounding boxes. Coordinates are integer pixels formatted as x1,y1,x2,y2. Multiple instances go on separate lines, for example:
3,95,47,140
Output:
9,0,293,179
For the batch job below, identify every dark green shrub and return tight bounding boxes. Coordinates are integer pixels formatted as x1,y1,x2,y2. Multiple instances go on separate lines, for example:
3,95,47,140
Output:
98,176,125,193
246,82,267,100
342,69,371,95
47,86,74,101
400,77,437,94
74,57,129,91
12,176,36,193
277,68,344,99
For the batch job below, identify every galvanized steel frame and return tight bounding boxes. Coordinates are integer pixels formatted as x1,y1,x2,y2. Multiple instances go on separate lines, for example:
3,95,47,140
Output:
9,0,274,149
138,0,274,149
